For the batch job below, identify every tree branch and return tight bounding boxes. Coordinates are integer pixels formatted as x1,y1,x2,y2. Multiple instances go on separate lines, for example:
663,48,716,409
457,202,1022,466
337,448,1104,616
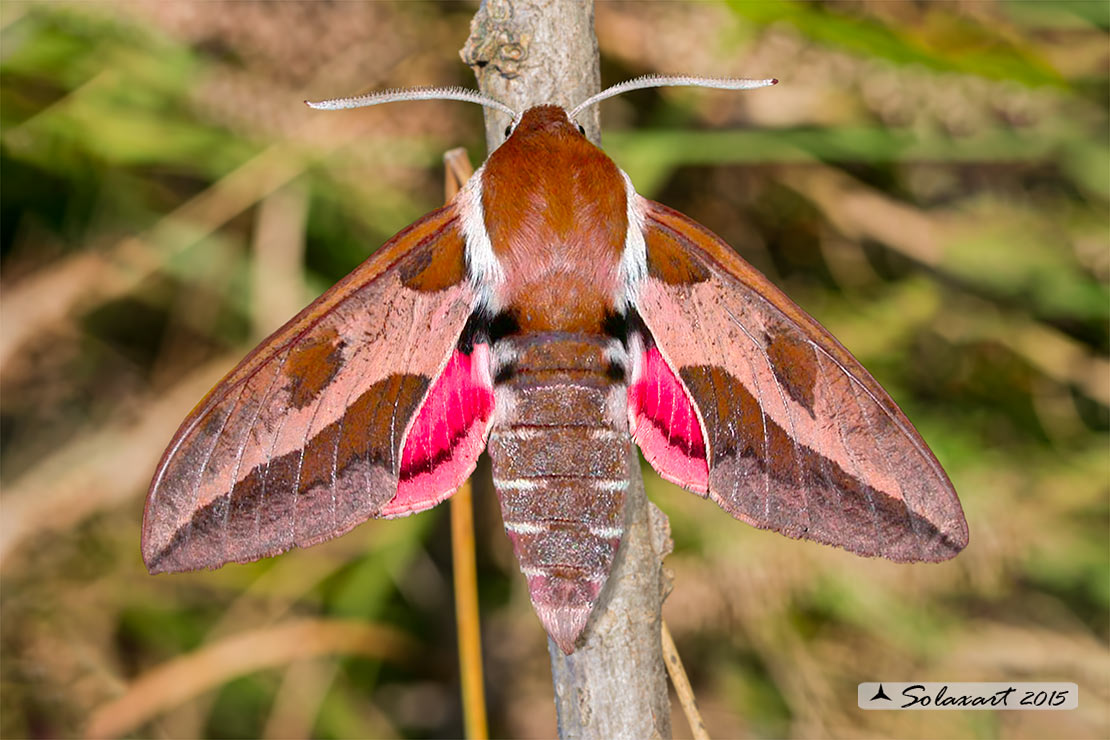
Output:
461,2,673,737
461,0,601,149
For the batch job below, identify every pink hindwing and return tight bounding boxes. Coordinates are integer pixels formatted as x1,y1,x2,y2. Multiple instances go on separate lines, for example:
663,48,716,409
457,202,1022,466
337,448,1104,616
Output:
628,339,709,493
386,345,495,517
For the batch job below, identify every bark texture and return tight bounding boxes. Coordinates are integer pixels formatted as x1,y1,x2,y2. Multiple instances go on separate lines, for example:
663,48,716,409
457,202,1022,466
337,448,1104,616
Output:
461,2,673,737
461,0,602,150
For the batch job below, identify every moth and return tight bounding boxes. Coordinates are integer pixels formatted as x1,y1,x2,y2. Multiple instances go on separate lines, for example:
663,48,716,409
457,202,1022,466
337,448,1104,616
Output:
143,76,968,654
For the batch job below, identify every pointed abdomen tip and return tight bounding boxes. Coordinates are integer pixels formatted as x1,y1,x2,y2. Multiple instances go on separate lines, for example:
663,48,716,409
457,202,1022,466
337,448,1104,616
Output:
538,604,591,655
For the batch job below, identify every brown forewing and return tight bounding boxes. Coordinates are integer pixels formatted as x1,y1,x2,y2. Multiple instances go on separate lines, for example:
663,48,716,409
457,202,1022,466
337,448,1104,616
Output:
635,199,968,562
143,205,477,572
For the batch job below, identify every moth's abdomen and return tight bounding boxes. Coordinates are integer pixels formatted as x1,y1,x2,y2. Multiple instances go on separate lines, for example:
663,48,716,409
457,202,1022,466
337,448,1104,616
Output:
487,333,631,654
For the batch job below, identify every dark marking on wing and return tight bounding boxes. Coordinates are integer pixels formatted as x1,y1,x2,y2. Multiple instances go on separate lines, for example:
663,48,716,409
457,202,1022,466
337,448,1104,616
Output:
644,224,711,285
764,317,818,417
284,329,345,409
398,223,466,291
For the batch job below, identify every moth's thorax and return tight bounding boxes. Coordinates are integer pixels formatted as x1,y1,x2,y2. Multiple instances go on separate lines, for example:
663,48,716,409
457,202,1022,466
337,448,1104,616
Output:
480,105,628,333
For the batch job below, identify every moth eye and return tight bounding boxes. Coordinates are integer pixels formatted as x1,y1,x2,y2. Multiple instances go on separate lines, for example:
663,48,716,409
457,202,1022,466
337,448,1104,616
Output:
504,125,512,139
577,123,586,135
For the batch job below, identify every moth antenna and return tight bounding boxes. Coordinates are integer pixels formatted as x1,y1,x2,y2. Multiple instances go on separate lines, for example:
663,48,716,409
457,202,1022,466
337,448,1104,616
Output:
306,86,518,119
569,75,777,118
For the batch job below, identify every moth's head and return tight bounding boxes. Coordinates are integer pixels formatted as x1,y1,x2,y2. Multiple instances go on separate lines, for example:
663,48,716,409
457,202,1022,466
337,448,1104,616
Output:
502,105,588,144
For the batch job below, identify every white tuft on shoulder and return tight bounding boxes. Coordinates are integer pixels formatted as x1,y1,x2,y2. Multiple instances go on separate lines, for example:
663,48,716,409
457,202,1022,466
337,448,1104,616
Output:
456,167,505,313
617,170,647,311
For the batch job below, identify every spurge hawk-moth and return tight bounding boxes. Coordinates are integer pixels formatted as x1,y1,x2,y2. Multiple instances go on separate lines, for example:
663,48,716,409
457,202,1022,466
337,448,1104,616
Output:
142,77,968,654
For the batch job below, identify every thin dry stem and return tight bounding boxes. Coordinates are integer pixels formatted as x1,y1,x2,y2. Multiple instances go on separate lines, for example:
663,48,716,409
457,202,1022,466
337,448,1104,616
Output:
444,146,490,740
661,621,709,740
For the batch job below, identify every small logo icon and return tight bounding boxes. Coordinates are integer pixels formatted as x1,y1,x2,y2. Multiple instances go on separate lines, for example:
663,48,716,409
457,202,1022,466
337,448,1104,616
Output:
870,684,892,702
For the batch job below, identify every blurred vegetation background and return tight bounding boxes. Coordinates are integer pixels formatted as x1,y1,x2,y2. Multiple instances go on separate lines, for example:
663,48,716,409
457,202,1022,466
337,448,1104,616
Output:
1,1,1107,738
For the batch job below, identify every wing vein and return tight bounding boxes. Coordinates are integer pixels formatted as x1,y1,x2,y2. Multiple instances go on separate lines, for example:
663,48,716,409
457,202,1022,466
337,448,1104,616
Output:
723,303,812,533
223,356,286,560
719,304,780,521
255,349,299,552
359,295,400,513
847,369,922,541
184,379,250,552
688,292,763,510
291,328,354,545
816,351,884,549
390,295,427,477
